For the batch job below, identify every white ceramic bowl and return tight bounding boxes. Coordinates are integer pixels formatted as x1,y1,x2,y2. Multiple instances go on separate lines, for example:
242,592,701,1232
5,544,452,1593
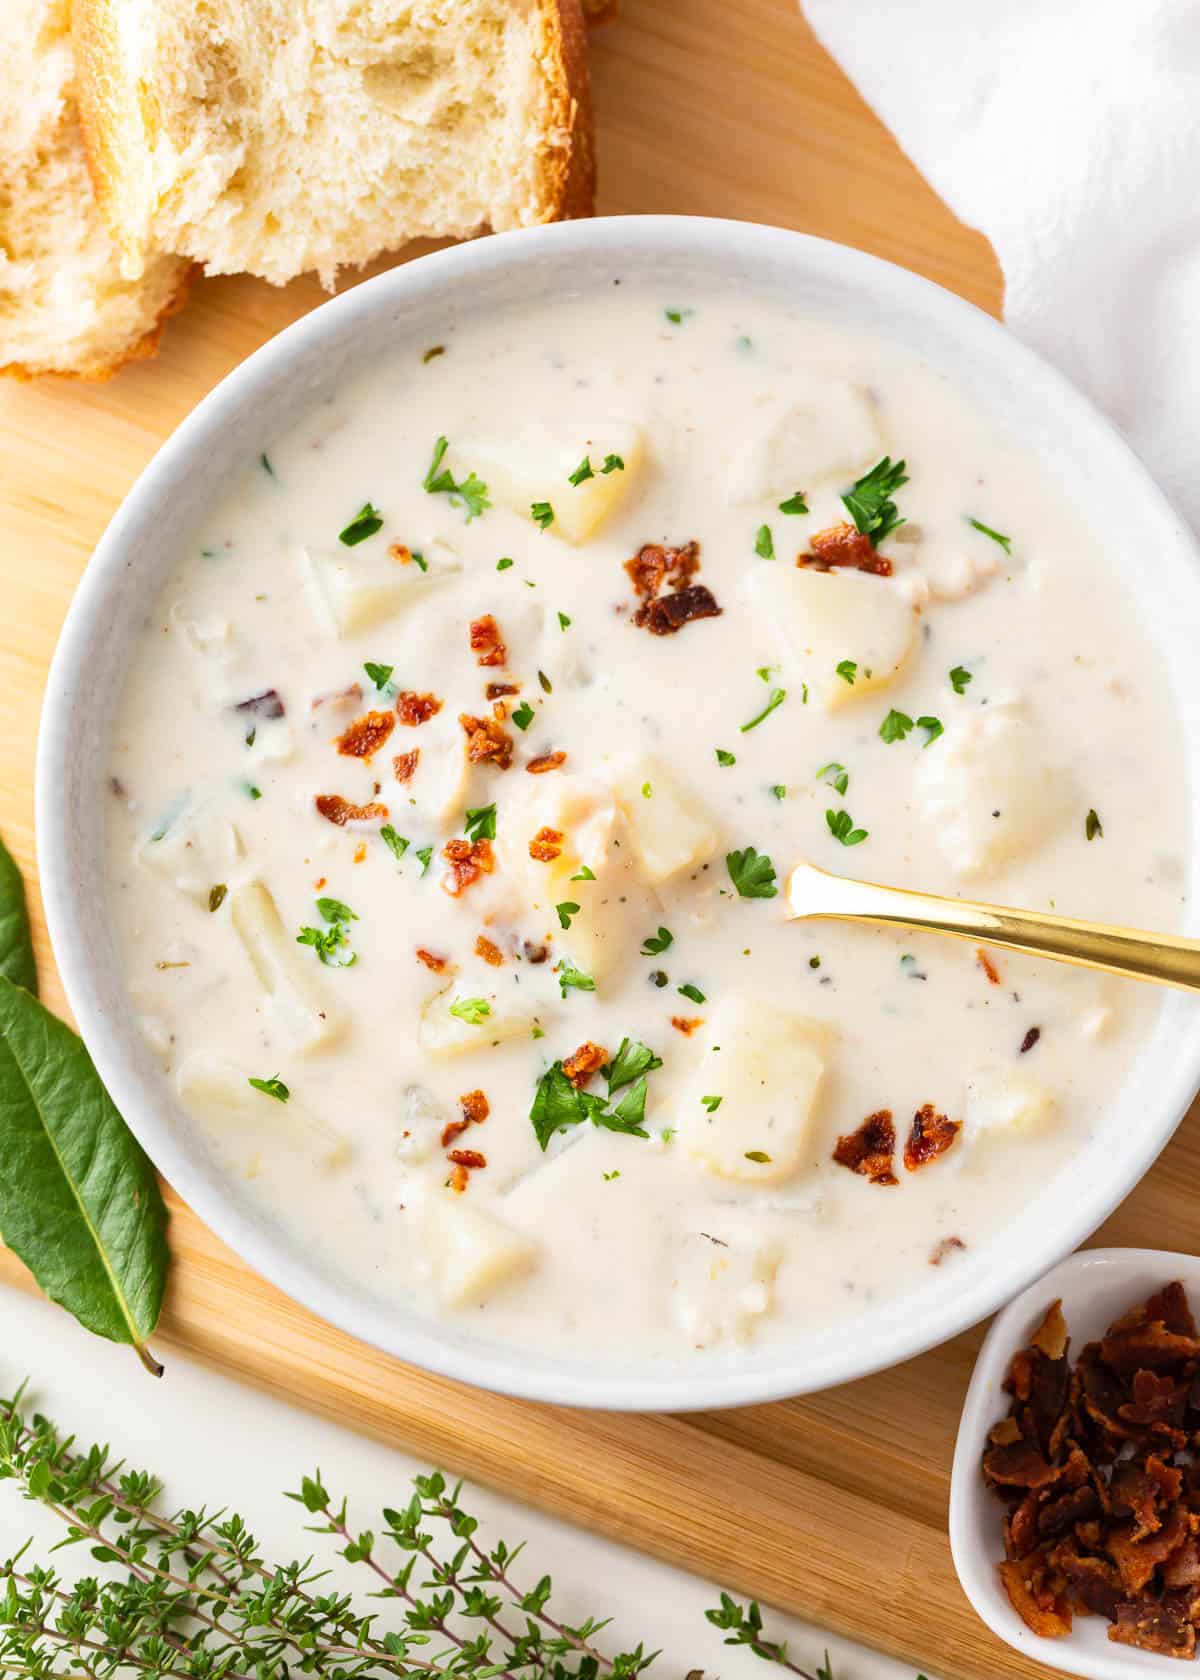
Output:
951,1248,1200,1678
36,216,1200,1411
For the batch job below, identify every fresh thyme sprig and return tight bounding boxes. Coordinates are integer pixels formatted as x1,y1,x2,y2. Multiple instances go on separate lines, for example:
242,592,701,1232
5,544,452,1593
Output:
0,1384,852,1680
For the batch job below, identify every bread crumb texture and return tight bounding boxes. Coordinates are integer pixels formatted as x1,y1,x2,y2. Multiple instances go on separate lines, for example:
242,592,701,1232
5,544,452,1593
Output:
0,0,188,378
75,0,595,289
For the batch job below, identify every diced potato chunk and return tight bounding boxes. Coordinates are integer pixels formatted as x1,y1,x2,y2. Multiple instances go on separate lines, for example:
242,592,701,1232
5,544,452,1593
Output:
418,979,546,1058
679,997,828,1184
609,755,720,885
228,880,341,1052
911,528,1002,602
397,707,470,825
421,1192,537,1307
917,699,1068,878
671,1231,779,1347
300,541,459,636
727,386,883,503
175,1051,349,1168
456,422,645,545
494,774,652,980
137,801,243,907
746,566,917,712
965,1068,1055,1135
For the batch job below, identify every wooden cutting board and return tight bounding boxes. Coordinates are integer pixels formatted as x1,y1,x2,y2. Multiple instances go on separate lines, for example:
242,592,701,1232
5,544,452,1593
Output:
2,4,1197,1676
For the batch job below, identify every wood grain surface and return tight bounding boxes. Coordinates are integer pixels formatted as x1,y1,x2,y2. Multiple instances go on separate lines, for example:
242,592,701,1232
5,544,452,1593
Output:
0,5,1191,1678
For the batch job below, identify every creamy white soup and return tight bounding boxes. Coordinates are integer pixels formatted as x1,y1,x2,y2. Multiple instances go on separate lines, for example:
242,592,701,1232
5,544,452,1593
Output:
105,286,1189,1364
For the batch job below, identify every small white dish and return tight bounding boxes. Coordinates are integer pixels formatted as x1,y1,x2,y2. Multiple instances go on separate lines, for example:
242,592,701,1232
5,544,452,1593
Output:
950,1246,1200,1679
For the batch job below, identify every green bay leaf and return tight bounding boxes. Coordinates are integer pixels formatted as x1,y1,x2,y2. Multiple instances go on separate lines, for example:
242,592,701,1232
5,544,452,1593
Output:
0,975,168,1370
0,833,37,995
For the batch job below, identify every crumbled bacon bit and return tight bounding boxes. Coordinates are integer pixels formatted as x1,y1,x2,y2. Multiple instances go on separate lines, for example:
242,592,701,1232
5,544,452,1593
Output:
527,751,567,774
311,683,363,714
984,1281,1200,1654
393,749,419,783
486,682,519,699
562,1041,609,1088
447,1148,487,1171
415,948,448,973
799,521,893,577
314,794,388,826
491,700,509,723
441,837,494,896
469,614,507,668
447,1162,469,1193
314,876,327,890
459,712,513,769
475,934,504,967
529,826,564,863
670,1015,703,1036
639,583,723,636
832,1111,898,1185
235,688,286,720
977,947,1001,985
625,540,701,598
930,1235,966,1267
523,941,549,963
460,1089,489,1126
353,842,367,863
388,542,413,564
1021,1025,1042,1055
336,709,396,759
903,1103,961,1171
397,691,442,726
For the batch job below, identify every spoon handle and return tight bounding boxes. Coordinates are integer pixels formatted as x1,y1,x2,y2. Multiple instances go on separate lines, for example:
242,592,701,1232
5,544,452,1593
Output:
785,863,1200,992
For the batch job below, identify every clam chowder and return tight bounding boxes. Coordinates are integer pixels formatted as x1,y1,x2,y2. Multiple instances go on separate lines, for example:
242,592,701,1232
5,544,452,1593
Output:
104,287,1189,1363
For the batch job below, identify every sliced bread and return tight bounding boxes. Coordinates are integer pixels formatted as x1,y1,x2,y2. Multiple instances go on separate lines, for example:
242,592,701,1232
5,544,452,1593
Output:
0,0,189,379
74,0,595,290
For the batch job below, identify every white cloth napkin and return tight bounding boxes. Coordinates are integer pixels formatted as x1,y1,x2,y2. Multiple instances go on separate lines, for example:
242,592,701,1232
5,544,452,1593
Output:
800,0,1200,530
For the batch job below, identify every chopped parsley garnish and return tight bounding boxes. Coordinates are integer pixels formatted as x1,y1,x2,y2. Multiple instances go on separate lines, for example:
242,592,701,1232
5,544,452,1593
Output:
422,345,445,363
701,1095,723,1113
716,748,737,767
755,524,775,559
259,453,275,478
601,454,625,474
364,661,394,690
770,784,787,800
949,664,973,694
572,864,597,882
826,808,868,847
917,715,943,746
528,1037,663,1150
449,997,492,1025
538,669,553,694
531,501,555,531
558,963,596,997
968,516,1012,554
778,491,809,515
422,436,490,521
568,457,595,486
665,307,692,324
879,708,914,744
835,659,857,685
339,503,384,546
248,1074,289,1103
415,845,434,875
808,955,821,969
557,611,571,631
744,1150,771,1164
380,825,409,861
641,781,652,798
556,901,580,930
512,700,536,731
245,727,256,750
245,784,262,800
816,761,849,796
641,926,674,955
208,884,227,913
496,557,514,571
678,982,706,1005
841,456,908,547
741,686,786,733
726,846,778,899
463,803,497,842
297,897,359,968
1086,808,1103,841
649,970,669,989
410,551,428,572
603,1170,620,1182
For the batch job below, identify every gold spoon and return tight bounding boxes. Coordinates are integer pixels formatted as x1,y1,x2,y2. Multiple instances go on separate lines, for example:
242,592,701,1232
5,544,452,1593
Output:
785,859,1200,992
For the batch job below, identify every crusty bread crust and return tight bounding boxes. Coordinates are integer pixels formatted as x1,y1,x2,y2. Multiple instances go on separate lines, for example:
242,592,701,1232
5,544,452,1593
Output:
538,0,596,223
0,263,192,382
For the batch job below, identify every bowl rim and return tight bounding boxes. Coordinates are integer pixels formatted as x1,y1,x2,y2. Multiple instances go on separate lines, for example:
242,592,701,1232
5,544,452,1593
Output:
35,213,1200,1411
949,1247,1200,1678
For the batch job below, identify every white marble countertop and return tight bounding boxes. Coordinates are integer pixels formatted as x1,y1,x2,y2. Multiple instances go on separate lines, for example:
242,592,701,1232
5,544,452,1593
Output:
2,1287,931,1680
